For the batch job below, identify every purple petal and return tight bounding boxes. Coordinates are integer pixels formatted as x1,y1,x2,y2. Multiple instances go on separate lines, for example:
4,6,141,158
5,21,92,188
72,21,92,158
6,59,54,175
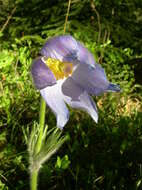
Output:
71,63,110,95
30,57,56,89
77,41,96,65
107,83,121,92
40,35,78,64
40,35,96,67
62,77,98,123
40,80,69,130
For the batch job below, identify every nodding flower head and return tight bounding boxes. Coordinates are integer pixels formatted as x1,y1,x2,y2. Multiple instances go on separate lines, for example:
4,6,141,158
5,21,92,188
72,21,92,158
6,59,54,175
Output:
31,35,121,130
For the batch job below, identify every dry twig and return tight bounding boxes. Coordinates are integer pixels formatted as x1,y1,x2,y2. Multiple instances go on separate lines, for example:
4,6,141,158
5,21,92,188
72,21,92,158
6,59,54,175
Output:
0,6,16,33
63,0,71,34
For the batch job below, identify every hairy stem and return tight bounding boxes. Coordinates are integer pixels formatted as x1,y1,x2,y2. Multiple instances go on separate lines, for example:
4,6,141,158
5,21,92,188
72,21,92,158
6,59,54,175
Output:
30,170,38,190
30,97,46,190
36,97,46,154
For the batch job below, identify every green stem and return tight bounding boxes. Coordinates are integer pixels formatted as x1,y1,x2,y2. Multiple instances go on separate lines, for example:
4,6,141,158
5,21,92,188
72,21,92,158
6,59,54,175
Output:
30,170,38,190
36,97,46,154
30,97,46,190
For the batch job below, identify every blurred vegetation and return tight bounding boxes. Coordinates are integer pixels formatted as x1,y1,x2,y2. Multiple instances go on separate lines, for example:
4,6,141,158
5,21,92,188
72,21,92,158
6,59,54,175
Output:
0,0,142,189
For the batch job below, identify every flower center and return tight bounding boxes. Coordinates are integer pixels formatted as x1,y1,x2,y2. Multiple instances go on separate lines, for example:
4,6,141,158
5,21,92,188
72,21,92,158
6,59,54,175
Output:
43,57,73,80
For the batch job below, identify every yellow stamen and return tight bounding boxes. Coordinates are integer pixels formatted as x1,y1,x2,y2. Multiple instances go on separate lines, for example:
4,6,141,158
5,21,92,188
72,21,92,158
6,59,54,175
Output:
43,57,73,80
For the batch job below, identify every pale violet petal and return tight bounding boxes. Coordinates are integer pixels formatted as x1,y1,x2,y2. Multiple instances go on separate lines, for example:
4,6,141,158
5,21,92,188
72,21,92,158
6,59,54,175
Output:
72,63,110,95
40,35,96,66
77,41,96,66
40,35,78,63
61,77,98,123
40,80,69,129
107,83,121,92
30,57,56,89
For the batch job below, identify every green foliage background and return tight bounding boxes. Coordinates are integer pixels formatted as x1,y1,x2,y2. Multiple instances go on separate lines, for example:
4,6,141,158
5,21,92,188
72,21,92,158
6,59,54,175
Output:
0,0,142,189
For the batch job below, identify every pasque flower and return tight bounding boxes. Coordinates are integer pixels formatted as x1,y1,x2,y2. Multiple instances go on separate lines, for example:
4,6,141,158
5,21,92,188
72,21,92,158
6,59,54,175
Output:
31,35,121,129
